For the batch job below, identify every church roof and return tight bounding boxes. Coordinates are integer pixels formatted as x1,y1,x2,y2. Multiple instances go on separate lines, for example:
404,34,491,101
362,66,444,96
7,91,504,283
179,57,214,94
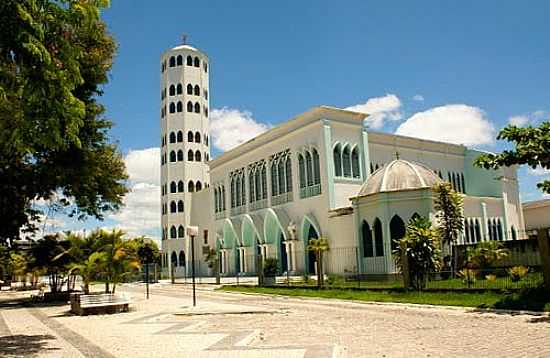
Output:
356,159,441,197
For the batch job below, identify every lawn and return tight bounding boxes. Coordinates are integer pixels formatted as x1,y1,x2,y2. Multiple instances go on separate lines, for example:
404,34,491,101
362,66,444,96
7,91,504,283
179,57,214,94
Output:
220,285,550,312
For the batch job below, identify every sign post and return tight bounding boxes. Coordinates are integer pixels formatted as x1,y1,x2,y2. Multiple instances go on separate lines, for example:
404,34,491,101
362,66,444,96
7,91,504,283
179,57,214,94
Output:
187,226,199,306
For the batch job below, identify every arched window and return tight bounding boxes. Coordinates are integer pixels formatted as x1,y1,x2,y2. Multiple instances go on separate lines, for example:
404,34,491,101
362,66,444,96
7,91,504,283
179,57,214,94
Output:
277,160,285,194
169,132,176,143
351,147,360,178
255,170,261,201
474,219,481,242
497,219,503,241
170,227,177,239
186,56,193,66
373,218,384,257
196,181,203,191
270,162,278,197
235,176,241,206
169,102,175,113
214,189,219,212
169,85,175,96
362,221,374,257
188,150,194,161
249,170,255,202
176,83,182,95
451,172,457,191
511,226,517,240
178,226,184,239
370,163,374,174
468,219,475,244
194,132,201,143
170,181,177,193
461,173,466,194
188,181,195,192
187,84,193,95
205,153,209,162
177,150,183,161
205,135,209,146
169,56,175,67
312,149,321,185
204,89,208,100
342,146,351,177
178,180,184,192
187,101,193,112
194,56,200,67
194,102,200,113
195,150,201,162
285,157,292,193
177,131,183,142
298,154,306,188
333,145,342,177
169,151,176,162
194,85,200,96
176,55,183,66
390,215,406,252
176,101,182,112
464,219,470,243
204,62,208,72
204,107,208,117
177,200,184,212
188,131,194,142
261,166,267,199
171,252,178,268
305,151,313,186
170,201,177,213
178,250,185,265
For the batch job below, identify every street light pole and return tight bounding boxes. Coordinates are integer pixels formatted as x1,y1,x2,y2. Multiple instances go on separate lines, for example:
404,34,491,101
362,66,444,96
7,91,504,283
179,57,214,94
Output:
187,226,199,307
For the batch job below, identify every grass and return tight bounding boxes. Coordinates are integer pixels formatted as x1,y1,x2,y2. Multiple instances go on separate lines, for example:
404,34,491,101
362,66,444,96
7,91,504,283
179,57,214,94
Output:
220,285,550,312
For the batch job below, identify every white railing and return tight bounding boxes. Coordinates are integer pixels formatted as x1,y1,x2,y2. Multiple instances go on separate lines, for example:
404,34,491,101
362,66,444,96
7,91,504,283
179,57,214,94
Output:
271,191,293,206
299,184,321,199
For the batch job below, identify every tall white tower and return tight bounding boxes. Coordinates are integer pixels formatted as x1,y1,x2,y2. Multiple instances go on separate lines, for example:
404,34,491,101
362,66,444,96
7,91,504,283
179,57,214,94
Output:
160,40,210,276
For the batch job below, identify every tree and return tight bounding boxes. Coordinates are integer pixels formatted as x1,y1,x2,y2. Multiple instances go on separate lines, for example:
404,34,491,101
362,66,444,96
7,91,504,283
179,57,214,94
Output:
128,236,160,265
29,234,71,293
465,241,509,271
98,229,139,293
433,182,464,271
475,122,550,194
69,251,104,294
393,216,441,290
307,237,330,288
0,0,128,247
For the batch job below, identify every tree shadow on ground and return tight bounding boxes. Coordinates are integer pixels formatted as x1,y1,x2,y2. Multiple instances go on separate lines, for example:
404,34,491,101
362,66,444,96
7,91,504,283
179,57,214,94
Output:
0,334,59,357
469,286,550,319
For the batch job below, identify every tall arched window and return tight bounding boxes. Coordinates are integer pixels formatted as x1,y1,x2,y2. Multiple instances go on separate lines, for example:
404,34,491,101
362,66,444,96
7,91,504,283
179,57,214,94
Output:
169,102,175,113
194,102,200,113
195,150,201,162
177,200,184,212
170,227,177,239
497,219,503,241
214,189,219,212
204,107,208,117
178,180,184,192
194,56,200,67
194,132,201,143
270,162,278,197
187,150,194,161
176,101,183,112
176,55,183,66
176,83,182,95
170,201,177,213
451,173,457,191
178,226,184,238
241,177,245,204
342,146,351,177
351,147,360,178
333,145,342,177
277,160,285,194
188,181,195,192
474,219,481,242
298,154,306,188
187,101,193,112
235,176,241,206
170,182,177,193
169,132,176,143
464,219,470,243
312,149,320,185
169,151,176,162
261,166,267,199
249,170,255,202
188,131,194,142
255,170,262,200
511,226,517,240
178,250,185,265
362,221,374,257
186,56,193,66
204,89,208,100
204,62,208,72
373,218,384,257
169,85,175,96
187,84,193,95
177,150,183,161
285,157,292,193
390,215,406,252
169,56,175,67
305,151,313,186
194,85,200,96
177,131,183,142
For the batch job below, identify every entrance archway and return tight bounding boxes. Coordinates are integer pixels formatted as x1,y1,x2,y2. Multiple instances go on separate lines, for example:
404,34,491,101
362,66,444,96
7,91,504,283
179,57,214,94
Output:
301,215,321,275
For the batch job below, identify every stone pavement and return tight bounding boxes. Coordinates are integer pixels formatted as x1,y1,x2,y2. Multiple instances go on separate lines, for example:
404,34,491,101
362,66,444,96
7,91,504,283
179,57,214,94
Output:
0,283,549,357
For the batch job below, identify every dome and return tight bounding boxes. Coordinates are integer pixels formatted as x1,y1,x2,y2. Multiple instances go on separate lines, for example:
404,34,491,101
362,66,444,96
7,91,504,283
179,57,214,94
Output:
357,159,441,197
171,44,199,52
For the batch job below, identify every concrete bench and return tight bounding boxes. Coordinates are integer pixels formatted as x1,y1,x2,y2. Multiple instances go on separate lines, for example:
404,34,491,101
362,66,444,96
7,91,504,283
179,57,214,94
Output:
71,293,130,315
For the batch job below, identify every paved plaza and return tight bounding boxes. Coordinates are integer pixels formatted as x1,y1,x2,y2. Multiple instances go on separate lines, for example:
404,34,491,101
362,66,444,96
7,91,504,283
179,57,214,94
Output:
0,283,549,357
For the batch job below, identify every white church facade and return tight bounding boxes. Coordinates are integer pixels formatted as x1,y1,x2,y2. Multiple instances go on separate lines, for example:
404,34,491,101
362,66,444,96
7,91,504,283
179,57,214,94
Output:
159,43,526,278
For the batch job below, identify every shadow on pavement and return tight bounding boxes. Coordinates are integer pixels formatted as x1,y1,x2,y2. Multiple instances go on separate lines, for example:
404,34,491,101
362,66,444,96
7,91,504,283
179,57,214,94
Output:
0,334,59,356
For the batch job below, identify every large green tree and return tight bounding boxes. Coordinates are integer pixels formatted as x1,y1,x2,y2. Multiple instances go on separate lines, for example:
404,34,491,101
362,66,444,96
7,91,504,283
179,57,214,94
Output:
0,0,127,246
475,122,550,194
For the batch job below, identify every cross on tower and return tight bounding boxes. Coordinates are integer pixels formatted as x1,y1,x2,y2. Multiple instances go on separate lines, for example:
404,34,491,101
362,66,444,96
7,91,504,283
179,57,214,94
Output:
181,34,188,45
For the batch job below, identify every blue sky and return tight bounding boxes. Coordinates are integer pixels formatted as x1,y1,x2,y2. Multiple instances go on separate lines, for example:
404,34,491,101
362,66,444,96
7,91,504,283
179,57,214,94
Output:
41,1,550,239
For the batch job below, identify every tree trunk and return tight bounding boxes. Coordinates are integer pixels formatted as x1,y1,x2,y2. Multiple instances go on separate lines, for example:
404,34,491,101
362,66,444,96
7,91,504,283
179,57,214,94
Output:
316,251,321,289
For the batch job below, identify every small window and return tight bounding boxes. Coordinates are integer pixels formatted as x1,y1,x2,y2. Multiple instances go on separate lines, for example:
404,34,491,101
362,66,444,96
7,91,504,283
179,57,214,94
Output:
194,56,200,67
204,89,208,100
170,201,177,213
205,135,209,146
177,131,183,142
194,85,200,96
178,226,184,239
194,102,200,113
196,181,202,191
169,151,176,162
177,200,184,212
169,56,175,67
188,150,194,161
204,62,208,72
177,150,183,161
187,84,193,95
176,101,183,112
176,83,182,95
188,131,194,142
169,132,176,143
188,181,195,192
195,150,202,162
204,107,208,117
195,132,201,143
170,182,177,193
170,226,177,239
169,103,175,113
186,56,193,66
205,153,209,162
187,101,193,112
176,55,183,66
169,85,175,96
178,180,184,192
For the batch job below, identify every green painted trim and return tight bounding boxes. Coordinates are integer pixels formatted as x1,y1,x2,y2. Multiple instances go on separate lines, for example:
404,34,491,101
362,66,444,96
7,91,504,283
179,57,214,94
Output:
322,119,336,209
361,126,370,180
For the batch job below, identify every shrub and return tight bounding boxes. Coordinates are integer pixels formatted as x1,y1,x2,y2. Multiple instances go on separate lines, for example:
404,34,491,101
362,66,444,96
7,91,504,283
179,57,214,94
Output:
507,266,529,282
458,269,477,285
485,274,497,282
263,258,279,277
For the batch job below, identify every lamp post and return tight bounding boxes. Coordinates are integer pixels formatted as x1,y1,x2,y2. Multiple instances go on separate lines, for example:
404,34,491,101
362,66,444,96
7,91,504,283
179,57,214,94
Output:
286,222,297,286
186,226,199,306
138,239,154,299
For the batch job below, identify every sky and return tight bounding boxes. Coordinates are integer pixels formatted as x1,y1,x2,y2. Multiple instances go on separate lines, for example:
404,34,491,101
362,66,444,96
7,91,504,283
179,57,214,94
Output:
38,0,550,241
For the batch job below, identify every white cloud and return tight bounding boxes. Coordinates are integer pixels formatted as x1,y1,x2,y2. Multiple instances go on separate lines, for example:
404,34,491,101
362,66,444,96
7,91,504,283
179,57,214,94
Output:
124,147,160,185
346,94,402,129
508,115,529,127
533,110,546,119
528,166,550,176
210,107,270,152
413,94,425,102
396,104,496,146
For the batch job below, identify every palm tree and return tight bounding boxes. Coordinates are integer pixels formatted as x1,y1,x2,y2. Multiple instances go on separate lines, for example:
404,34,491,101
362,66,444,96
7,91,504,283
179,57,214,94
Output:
307,237,330,288
98,229,140,293
69,252,104,294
